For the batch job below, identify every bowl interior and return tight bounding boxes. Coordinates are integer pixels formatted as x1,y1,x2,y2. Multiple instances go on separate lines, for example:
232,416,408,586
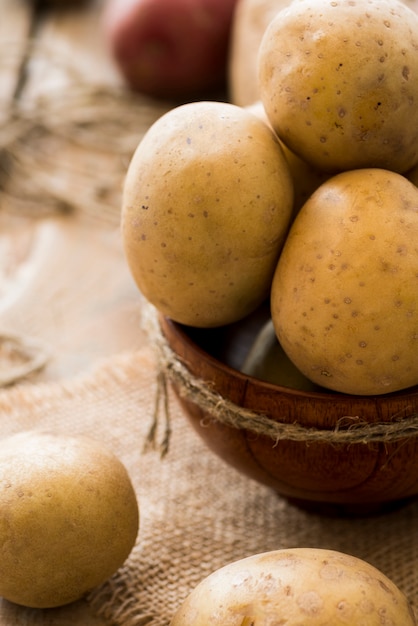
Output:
165,301,418,422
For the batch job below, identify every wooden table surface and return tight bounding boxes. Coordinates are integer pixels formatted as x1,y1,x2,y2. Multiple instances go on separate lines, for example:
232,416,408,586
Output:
0,1,158,623
0,0,172,384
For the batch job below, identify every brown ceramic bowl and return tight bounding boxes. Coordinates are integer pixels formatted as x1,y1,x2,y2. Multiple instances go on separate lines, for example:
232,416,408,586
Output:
159,305,418,514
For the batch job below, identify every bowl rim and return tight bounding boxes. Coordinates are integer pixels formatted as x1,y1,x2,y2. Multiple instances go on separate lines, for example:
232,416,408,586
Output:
160,315,418,404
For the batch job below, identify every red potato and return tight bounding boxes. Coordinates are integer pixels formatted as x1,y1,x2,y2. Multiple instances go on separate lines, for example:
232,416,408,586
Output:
102,0,239,100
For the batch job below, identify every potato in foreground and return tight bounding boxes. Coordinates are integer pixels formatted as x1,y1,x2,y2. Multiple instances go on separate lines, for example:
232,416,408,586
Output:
0,430,139,608
170,548,416,625
271,168,418,395
258,0,418,173
122,101,293,327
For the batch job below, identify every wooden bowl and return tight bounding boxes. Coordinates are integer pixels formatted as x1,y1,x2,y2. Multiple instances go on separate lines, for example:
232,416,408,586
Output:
159,306,418,514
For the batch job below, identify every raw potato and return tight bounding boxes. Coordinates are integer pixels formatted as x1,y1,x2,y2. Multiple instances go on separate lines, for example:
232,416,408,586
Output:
0,431,139,608
271,168,418,396
102,0,238,99
170,548,417,625
228,0,292,105
258,0,418,173
122,100,293,328
229,0,418,106
247,101,330,215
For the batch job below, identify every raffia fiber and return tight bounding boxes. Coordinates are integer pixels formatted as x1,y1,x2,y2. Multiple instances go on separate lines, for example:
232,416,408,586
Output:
0,40,172,225
0,331,49,386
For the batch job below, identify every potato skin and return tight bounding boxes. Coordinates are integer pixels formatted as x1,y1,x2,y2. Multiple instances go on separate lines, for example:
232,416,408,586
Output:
271,168,418,396
122,101,293,328
246,101,329,215
258,0,418,173
0,431,139,608
170,548,416,625
102,0,238,99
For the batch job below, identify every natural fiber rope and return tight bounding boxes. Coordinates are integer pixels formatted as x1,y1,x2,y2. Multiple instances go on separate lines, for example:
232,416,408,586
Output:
0,331,49,386
0,39,172,224
141,302,418,453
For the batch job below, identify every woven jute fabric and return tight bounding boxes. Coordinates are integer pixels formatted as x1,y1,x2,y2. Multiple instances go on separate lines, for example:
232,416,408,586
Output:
0,340,417,625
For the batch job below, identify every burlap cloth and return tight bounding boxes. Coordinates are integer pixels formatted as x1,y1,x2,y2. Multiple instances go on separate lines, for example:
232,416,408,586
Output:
0,251,417,626
0,75,417,625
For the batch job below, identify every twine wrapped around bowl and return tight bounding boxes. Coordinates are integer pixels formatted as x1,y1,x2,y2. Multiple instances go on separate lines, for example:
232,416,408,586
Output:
143,303,418,512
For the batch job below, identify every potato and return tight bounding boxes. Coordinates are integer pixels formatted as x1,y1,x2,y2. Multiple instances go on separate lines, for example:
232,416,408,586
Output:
229,0,418,106
0,431,139,608
258,0,418,174
247,101,329,216
170,548,416,625
122,101,293,327
271,168,418,396
228,0,292,106
102,0,239,99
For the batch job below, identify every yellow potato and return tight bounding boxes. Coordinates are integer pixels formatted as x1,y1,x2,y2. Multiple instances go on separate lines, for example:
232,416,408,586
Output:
122,101,293,328
170,548,416,625
258,0,418,173
271,168,418,396
0,431,139,608
246,102,329,215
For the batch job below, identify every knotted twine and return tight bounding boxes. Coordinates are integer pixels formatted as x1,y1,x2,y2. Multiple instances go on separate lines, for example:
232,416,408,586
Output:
141,302,418,455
